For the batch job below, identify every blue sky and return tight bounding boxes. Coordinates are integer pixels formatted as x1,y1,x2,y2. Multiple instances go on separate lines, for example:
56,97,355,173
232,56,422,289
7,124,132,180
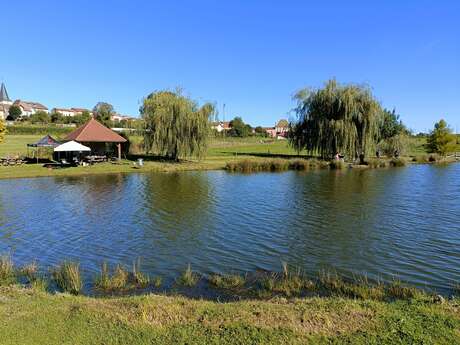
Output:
1,0,458,132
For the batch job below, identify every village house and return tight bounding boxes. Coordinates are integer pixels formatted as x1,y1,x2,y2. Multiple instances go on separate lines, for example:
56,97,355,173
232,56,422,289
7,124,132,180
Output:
13,100,49,117
265,119,289,139
0,83,13,120
211,121,231,133
51,107,92,117
111,114,135,122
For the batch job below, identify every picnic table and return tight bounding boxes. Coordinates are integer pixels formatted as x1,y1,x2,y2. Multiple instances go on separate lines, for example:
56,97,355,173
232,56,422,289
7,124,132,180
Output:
85,155,108,164
0,157,26,166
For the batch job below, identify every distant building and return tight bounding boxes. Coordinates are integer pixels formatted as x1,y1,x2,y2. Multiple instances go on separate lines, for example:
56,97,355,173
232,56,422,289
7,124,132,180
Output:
211,121,231,132
265,119,289,139
13,100,48,117
0,82,13,120
51,108,92,117
111,114,135,122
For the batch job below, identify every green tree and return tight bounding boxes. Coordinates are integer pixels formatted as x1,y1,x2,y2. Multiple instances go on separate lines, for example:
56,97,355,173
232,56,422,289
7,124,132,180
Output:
228,117,250,137
0,118,6,143
50,111,63,123
377,108,409,157
427,119,456,156
29,110,50,124
289,79,382,160
93,102,114,126
254,126,266,136
141,90,214,160
379,108,407,140
72,111,92,125
8,105,22,121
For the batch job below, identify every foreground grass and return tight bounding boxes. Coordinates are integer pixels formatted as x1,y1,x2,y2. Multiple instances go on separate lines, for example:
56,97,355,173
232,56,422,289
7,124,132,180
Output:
0,286,459,345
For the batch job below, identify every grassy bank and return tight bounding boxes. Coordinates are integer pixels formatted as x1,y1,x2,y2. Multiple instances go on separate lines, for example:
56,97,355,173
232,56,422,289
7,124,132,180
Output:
1,285,459,344
0,135,458,180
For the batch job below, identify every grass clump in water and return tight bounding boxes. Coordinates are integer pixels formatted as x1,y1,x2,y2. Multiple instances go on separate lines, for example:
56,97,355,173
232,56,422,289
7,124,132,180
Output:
209,273,245,290
95,263,129,291
132,259,150,288
329,160,346,170
0,255,16,286
366,158,387,168
390,157,407,167
386,279,419,299
52,261,82,295
177,264,199,287
20,261,38,282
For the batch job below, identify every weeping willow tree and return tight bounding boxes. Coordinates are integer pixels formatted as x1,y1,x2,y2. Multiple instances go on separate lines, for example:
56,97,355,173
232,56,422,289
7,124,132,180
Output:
289,79,383,160
141,90,215,160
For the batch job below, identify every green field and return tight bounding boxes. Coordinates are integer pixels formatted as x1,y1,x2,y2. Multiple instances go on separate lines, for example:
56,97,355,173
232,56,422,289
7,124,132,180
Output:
1,286,459,345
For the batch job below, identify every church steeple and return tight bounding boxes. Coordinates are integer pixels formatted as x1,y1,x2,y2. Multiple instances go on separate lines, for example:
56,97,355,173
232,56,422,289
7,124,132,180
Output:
0,82,11,104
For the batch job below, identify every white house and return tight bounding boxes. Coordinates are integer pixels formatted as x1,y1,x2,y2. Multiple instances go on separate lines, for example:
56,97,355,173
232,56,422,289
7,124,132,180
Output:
13,100,48,117
51,108,91,117
211,121,231,132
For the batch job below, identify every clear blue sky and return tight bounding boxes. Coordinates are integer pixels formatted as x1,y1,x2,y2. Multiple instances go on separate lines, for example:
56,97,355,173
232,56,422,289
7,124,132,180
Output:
1,0,458,132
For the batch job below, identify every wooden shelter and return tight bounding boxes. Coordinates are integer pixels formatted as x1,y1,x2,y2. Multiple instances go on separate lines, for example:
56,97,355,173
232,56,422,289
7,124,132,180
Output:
64,118,127,160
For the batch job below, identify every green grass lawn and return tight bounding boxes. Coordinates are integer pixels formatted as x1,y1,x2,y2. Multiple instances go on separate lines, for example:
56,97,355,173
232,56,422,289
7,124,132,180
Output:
1,286,459,345
0,135,42,156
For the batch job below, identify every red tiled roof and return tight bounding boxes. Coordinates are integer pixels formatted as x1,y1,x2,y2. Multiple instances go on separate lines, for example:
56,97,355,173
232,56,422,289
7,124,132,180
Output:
65,118,127,143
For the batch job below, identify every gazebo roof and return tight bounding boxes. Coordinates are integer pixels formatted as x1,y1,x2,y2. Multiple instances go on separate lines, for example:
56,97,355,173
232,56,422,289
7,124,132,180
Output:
27,134,61,148
65,118,127,143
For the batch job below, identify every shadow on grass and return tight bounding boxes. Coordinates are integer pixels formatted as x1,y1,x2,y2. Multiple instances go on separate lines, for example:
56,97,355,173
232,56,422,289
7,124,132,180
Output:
215,151,315,159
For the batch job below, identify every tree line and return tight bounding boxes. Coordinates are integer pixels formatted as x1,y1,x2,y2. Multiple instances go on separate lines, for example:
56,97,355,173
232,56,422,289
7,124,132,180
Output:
1,81,457,159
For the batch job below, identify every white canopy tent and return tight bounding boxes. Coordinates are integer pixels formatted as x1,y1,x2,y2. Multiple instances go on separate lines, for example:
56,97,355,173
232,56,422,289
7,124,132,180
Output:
54,141,91,152
54,141,91,164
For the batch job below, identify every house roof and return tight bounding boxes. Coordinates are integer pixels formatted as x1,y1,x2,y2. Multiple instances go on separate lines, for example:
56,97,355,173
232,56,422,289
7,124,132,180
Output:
14,100,48,111
0,83,11,102
65,118,127,143
276,119,289,128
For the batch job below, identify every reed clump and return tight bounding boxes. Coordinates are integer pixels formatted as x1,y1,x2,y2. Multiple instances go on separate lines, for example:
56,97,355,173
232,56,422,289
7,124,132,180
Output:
389,157,407,167
0,255,16,286
329,160,346,170
386,279,419,299
177,264,199,287
95,263,129,290
52,261,82,295
366,158,387,168
209,273,245,289
20,261,38,282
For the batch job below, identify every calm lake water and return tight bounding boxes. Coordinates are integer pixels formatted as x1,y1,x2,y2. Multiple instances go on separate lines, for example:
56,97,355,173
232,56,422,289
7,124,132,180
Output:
0,164,459,293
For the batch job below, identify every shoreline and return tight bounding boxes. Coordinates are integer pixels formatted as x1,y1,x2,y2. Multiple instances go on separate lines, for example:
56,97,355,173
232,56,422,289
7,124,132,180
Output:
0,155,458,181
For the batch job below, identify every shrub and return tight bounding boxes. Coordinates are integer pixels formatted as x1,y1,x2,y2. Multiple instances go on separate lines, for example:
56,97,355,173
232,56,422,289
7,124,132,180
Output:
132,259,150,288
52,261,83,295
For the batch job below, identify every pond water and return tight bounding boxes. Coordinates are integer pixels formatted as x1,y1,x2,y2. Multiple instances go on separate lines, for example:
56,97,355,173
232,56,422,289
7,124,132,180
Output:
0,164,459,293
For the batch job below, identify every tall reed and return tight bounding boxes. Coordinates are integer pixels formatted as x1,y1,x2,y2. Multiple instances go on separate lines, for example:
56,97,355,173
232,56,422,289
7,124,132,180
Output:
52,261,82,295
0,255,16,286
